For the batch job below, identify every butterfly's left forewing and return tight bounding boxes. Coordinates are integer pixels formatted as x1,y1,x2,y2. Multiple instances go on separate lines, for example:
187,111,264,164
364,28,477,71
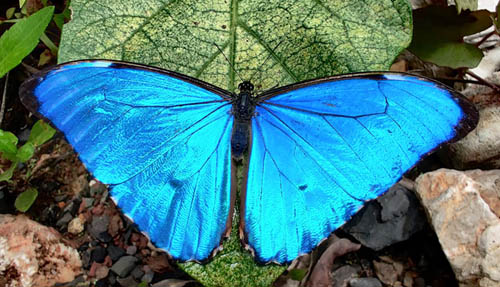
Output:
20,61,234,262
243,73,478,263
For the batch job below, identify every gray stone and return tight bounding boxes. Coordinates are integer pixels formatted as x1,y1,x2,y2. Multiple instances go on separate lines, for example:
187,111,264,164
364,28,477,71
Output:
83,197,95,208
343,184,426,250
63,198,81,215
107,244,126,262
56,212,73,229
142,271,154,283
116,275,137,287
349,278,382,287
91,246,107,263
54,194,68,202
126,245,137,255
89,215,110,240
131,265,144,280
111,256,138,278
332,265,361,287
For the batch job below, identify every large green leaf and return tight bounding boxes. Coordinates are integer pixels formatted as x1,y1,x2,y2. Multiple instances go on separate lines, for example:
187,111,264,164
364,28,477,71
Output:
0,6,54,78
59,0,411,92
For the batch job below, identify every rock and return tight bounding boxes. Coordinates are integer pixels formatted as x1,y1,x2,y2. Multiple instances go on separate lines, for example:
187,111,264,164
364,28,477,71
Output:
82,197,95,209
331,265,361,287
415,169,500,287
91,246,107,263
131,265,144,280
71,174,89,196
95,265,109,280
107,245,126,262
464,169,500,218
40,204,59,225
108,214,123,237
54,194,68,202
111,256,138,278
63,198,81,215
349,278,382,287
144,253,172,273
343,184,426,250
89,215,111,242
116,275,137,287
89,179,106,197
56,212,73,229
0,215,82,287
81,250,91,269
126,245,137,255
373,260,398,286
445,74,500,169
142,265,154,283
68,217,84,234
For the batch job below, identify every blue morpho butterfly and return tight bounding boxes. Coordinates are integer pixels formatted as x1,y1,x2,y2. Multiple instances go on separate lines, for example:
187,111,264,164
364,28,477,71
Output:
19,60,478,264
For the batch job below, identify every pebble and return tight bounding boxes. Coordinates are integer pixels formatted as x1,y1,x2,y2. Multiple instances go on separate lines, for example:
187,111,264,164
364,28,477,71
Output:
111,256,138,277
89,215,112,242
107,244,126,262
81,250,91,269
95,265,109,280
108,273,116,285
56,212,73,229
63,198,81,215
116,275,137,287
40,204,59,225
373,260,398,286
131,265,144,280
54,194,68,202
332,265,361,287
349,278,382,287
91,246,107,263
142,265,154,283
68,217,84,234
90,180,107,196
126,245,137,255
83,197,95,208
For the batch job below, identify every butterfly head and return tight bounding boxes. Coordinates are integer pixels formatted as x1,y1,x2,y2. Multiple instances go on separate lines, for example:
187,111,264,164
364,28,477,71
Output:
238,81,254,93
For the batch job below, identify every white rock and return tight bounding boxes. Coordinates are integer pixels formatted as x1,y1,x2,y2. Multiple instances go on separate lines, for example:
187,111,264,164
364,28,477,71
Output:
68,217,85,235
0,215,82,287
415,169,500,287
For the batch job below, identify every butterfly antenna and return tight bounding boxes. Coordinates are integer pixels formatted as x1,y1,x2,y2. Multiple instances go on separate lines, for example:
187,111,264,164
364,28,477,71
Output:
248,40,285,83
214,42,244,84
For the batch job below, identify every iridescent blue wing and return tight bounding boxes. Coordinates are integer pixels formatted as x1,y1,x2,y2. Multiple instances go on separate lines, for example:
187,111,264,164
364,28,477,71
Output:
243,73,478,263
20,61,234,262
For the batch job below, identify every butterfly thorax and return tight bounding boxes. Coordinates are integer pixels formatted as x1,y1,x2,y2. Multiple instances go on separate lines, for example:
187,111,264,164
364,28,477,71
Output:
233,81,256,121
231,81,257,160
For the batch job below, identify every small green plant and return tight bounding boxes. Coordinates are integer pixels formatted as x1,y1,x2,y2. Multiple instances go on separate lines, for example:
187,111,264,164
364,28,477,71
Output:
0,120,56,212
0,5,55,78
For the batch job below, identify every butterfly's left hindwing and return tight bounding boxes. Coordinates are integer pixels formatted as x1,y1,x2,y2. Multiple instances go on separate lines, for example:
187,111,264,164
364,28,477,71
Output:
244,73,478,263
20,61,234,262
